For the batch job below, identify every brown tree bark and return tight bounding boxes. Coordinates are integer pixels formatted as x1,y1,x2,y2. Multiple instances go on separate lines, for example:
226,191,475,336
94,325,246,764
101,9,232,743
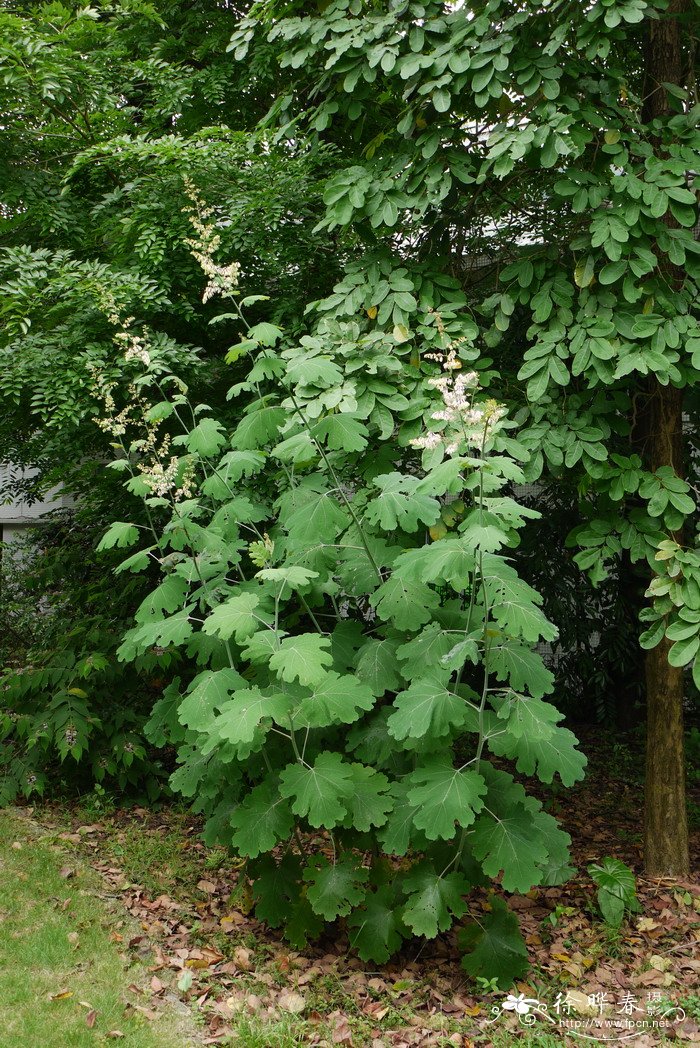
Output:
640,0,690,878
642,384,689,876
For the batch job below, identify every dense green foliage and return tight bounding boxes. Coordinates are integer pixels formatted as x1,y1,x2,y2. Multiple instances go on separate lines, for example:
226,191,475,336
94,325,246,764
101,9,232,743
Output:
1,0,698,980
0,1,337,484
228,0,700,651
228,0,698,874
0,510,166,804
97,218,584,977
0,0,339,802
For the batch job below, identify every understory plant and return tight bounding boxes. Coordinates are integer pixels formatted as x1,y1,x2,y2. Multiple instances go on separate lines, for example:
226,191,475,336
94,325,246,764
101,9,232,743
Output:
0,512,167,803
97,197,586,985
588,857,640,928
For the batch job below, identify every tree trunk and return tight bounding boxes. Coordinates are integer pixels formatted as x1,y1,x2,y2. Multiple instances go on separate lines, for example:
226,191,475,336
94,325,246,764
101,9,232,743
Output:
642,384,689,877
641,0,690,878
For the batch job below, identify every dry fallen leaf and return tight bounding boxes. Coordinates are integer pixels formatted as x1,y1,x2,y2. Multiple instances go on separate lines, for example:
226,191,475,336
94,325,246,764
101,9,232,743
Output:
49,990,74,1002
232,946,253,971
565,990,599,1016
67,931,80,948
298,966,322,986
278,991,306,1015
331,1018,353,1045
11,841,22,851
633,969,666,986
106,1032,125,1040
133,1005,159,1021
177,971,193,993
85,1009,97,1028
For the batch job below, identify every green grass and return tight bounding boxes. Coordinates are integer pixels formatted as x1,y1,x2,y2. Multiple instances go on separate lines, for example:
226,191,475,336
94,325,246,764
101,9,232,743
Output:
107,819,204,896
0,809,200,1048
81,806,233,898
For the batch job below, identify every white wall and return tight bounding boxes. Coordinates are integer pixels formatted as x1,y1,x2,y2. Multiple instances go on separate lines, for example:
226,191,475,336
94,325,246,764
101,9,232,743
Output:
0,463,74,527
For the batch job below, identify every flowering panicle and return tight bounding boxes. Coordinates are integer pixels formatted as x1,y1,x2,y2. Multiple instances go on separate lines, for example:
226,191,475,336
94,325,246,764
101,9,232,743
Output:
116,327,151,367
90,363,196,502
411,346,506,456
183,177,241,302
91,372,148,439
138,451,197,500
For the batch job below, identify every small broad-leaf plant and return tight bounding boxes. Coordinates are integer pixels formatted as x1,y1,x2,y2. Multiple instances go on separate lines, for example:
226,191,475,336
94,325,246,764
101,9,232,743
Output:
97,189,586,987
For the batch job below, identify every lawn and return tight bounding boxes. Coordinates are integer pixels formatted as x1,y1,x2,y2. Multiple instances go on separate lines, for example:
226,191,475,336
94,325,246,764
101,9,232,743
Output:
0,808,199,1048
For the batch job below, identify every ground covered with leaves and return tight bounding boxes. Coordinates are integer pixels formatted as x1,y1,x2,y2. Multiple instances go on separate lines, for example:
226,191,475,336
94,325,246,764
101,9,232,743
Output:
4,738,695,1047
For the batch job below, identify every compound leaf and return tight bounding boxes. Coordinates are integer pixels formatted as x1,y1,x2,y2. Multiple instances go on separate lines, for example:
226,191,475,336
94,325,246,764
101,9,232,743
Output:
348,886,405,963
388,676,471,741
285,490,350,543
135,575,189,624
293,672,376,728
203,592,263,642
471,806,548,893
179,668,247,730
343,763,393,831
119,606,194,659
369,576,440,630
396,624,456,677
489,722,587,786
377,781,420,857
489,641,554,697
186,416,227,457
252,854,302,927
97,521,139,551
355,636,402,696
401,866,470,939
214,687,291,745
365,473,441,532
313,414,369,453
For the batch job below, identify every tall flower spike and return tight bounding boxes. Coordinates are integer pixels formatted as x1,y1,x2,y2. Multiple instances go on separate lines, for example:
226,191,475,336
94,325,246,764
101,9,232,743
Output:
410,348,504,455
183,177,241,302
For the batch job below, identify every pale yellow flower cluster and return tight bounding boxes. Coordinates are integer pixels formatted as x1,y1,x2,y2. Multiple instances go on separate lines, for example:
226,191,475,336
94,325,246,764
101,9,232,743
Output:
182,177,241,302
88,281,200,502
91,371,146,439
139,452,194,499
411,347,505,456
116,326,151,367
